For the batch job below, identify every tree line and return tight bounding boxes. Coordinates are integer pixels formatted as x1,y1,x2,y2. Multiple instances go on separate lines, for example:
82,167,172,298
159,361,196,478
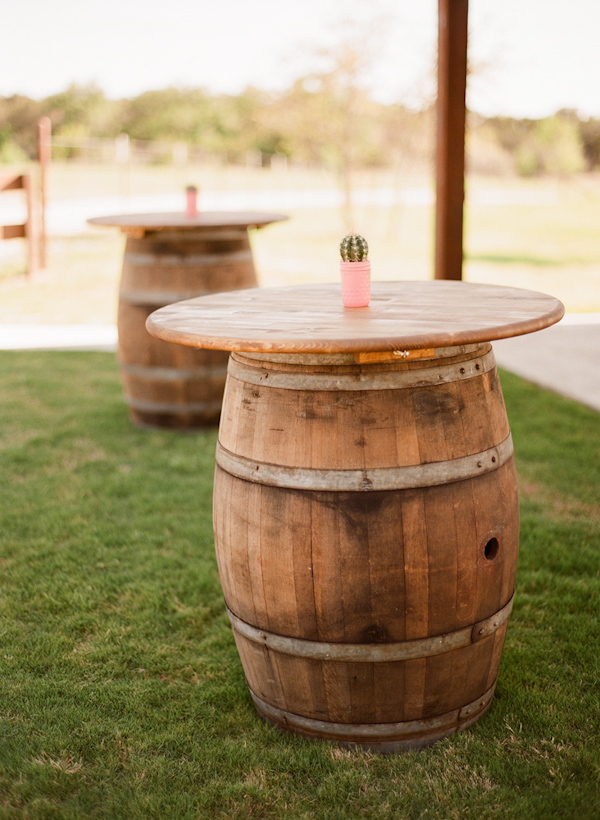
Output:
1,80,599,177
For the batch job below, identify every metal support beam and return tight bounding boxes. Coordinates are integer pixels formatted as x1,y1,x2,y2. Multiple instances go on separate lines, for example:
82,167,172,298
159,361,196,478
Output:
435,0,469,280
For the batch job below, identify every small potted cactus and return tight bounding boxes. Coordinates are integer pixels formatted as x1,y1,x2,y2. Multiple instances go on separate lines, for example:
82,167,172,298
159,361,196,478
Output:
339,233,371,307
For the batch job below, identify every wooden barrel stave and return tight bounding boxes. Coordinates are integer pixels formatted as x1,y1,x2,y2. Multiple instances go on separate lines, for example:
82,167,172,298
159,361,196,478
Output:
214,465,517,646
230,622,508,720
213,344,519,749
120,231,256,300
219,346,510,471
117,228,256,429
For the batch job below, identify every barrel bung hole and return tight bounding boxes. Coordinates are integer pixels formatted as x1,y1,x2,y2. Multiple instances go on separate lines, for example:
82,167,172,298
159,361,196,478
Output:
484,537,500,561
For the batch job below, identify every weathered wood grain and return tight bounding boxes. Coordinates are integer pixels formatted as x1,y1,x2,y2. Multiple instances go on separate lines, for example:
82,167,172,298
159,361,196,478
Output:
435,0,469,281
117,227,258,429
146,281,565,353
212,344,520,749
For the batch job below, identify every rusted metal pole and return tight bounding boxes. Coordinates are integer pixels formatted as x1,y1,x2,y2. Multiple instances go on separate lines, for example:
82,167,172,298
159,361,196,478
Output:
435,0,469,281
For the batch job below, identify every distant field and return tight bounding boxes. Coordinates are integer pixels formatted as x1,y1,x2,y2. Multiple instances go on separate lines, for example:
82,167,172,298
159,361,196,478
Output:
1,163,599,323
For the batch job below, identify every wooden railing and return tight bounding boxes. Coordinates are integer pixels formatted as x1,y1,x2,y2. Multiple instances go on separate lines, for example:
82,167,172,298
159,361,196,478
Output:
0,172,41,277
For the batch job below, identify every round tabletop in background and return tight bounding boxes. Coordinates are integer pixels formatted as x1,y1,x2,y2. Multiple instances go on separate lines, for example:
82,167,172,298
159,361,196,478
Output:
87,211,289,232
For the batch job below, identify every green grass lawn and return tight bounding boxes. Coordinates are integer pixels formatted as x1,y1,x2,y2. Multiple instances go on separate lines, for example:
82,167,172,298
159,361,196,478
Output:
0,351,599,819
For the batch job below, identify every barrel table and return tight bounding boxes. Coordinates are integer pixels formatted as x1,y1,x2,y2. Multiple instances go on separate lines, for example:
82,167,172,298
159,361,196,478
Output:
146,281,564,751
88,211,287,429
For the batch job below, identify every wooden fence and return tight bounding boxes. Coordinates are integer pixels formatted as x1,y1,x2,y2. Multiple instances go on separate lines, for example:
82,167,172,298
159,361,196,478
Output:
0,172,41,277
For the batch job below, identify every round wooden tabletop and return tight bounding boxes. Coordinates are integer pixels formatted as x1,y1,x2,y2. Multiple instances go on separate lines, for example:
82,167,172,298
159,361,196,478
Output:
87,211,288,231
146,281,565,354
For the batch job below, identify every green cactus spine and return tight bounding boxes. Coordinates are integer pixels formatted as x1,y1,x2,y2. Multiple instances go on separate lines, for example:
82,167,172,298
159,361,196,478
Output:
339,233,369,262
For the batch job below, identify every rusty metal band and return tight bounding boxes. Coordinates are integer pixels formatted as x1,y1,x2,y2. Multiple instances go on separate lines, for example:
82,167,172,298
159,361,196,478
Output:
228,346,496,391
119,289,217,306
134,229,249,241
249,683,496,742
123,250,253,267
235,344,486,368
120,363,228,381
126,397,223,414
227,595,513,663
215,433,513,492
119,286,253,305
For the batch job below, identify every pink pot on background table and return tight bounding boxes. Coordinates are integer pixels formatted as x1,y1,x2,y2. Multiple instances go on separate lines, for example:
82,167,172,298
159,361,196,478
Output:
186,185,198,217
340,260,371,307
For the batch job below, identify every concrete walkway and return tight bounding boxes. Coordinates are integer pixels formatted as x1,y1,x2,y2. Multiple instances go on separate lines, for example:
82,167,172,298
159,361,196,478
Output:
0,324,118,352
1,313,598,414
493,312,600,413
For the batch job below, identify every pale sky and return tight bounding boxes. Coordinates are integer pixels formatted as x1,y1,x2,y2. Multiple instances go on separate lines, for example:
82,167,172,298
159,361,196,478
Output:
2,0,599,119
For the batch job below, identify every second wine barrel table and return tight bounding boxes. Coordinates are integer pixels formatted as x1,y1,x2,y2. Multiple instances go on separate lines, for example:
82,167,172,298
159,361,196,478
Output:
146,281,564,751
88,210,287,429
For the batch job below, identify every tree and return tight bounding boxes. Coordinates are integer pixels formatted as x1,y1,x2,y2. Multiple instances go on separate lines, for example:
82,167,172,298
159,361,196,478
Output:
0,94,45,157
121,87,212,144
267,14,393,228
44,83,121,138
577,117,600,172
516,113,585,177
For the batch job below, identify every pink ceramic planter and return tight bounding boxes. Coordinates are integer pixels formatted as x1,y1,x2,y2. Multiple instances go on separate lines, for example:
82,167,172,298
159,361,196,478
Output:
186,185,198,217
340,260,371,307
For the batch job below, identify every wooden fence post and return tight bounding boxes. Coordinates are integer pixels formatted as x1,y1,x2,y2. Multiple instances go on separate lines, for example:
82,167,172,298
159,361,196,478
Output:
435,0,469,281
37,116,51,270
24,173,41,276
0,173,40,277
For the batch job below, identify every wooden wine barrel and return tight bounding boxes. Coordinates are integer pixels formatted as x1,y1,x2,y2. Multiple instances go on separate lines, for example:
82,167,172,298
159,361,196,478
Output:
117,227,256,429
146,281,564,751
213,343,520,751
88,211,288,430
